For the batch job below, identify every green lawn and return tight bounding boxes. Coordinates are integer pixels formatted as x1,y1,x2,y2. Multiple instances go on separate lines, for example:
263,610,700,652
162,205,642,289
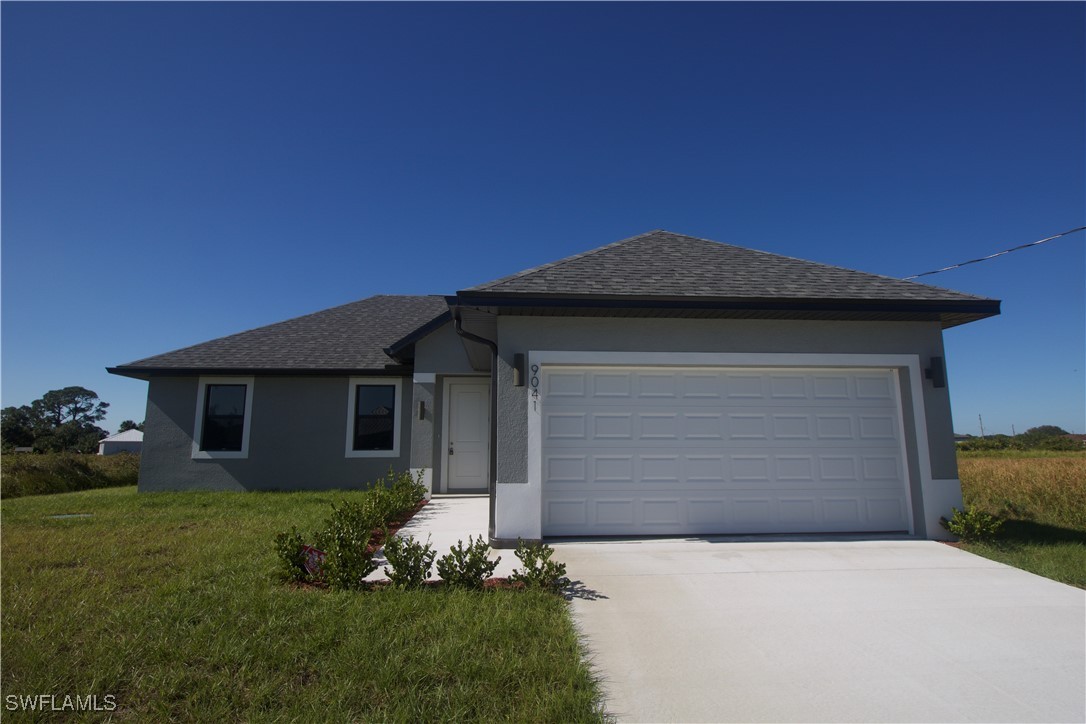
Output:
1,488,604,722
958,452,1086,588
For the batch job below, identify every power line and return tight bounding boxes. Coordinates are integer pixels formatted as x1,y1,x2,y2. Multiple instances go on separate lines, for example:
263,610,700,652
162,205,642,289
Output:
903,226,1086,280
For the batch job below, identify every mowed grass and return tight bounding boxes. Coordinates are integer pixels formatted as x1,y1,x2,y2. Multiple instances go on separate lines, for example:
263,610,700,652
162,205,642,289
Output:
957,451,1086,588
1,488,604,722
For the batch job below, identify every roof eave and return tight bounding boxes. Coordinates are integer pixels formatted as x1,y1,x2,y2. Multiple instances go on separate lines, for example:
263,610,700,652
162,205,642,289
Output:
105,365,413,381
453,292,1001,328
383,309,453,362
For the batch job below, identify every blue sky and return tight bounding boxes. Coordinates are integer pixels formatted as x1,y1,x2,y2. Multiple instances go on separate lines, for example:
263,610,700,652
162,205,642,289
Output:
3,2,1083,436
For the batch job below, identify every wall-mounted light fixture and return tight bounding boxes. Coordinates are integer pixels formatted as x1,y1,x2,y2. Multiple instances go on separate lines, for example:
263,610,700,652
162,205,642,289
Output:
513,353,525,387
924,357,946,388
418,400,426,420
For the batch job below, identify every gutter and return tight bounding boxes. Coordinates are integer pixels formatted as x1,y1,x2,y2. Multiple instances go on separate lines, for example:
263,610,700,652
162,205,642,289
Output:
452,308,500,547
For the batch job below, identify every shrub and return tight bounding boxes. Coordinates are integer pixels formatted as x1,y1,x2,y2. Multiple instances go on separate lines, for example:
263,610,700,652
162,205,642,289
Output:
509,540,568,592
314,501,378,590
274,527,309,583
383,534,436,589
270,468,427,589
941,506,1004,543
387,468,428,517
436,536,499,589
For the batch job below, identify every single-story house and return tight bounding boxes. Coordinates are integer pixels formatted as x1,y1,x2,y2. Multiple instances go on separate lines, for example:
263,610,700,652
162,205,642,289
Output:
97,428,144,455
108,230,1000,544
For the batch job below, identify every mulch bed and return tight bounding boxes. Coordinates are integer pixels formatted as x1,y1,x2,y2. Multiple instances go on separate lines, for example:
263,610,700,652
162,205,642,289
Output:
284,499,527,592
364,499,428,554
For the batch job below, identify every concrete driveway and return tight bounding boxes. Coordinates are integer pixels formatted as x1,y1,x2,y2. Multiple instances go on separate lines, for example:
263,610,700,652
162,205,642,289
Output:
554,538,1085,723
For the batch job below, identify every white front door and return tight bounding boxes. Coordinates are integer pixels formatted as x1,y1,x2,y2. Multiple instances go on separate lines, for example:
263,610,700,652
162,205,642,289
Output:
444,379,490,491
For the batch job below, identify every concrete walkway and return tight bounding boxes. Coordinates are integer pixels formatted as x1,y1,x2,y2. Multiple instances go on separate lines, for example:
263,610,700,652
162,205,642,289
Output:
556,537,1086,723
368,495,517,580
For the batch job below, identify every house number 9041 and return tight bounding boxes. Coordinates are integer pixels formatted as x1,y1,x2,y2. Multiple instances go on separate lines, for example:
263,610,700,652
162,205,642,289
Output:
530,364,540,410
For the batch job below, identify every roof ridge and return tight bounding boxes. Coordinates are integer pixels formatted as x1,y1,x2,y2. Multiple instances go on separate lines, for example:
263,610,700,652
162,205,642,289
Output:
466,230,667,291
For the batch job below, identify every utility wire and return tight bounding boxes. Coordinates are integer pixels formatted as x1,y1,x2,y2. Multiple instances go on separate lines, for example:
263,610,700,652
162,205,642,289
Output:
903,225,1086,280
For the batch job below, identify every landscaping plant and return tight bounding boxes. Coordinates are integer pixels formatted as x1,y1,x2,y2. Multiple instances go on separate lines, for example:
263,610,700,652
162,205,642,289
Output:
436,535,499,589
382,534,436,589
271,468,429,588
940,506,1004,543
510,539,568,592
314,501,378,590
274,526,310,583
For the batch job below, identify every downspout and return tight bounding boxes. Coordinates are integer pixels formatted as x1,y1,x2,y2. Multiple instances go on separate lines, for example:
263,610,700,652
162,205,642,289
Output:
453,308,499,545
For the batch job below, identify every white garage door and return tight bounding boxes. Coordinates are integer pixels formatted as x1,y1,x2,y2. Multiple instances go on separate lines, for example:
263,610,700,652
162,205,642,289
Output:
541,366,911,536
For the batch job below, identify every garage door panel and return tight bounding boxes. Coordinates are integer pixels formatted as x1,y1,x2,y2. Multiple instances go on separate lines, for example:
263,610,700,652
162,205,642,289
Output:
542,366,911,536
779,497,819,524
544,407,900,446
596,499,636,525
547,499,588,527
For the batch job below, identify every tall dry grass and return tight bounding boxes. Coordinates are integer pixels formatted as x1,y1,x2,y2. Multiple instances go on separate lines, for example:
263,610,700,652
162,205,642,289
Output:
0,452,140,498
958,454,1086,530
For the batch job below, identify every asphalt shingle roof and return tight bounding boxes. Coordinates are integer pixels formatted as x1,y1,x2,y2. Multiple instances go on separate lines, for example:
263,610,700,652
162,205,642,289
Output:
110,295,449,375
111,230,999,377
464,230,992,303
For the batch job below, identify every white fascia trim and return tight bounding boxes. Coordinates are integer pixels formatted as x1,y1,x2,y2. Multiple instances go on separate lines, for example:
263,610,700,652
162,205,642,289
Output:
345,377,403,458
192,375,255,460
524,351,934,537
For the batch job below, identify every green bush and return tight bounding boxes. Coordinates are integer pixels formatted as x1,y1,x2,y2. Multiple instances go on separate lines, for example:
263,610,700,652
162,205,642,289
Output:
274,527,309,583
941,506,1005,542
436,536,499,590
0,452,140,498
388,468,428,516
382,534,436,589
271,468,428,589
361,468,428,526
510,540,568,592
314,501,379,590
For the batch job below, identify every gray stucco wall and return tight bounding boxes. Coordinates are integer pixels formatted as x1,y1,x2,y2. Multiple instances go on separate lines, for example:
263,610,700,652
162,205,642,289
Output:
493,315,958,492
413,322,475,374
409,381,436,473
140,375,413,491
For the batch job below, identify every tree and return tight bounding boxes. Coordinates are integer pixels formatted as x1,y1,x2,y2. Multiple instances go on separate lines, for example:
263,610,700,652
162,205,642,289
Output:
1,405,38,447
118,420,144,432
30,386,109,428
1,387,110,453
1020,425,1069,438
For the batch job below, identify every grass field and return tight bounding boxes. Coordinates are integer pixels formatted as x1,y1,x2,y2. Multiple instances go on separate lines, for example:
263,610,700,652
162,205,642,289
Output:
0,488,604,722
957,451,1086,588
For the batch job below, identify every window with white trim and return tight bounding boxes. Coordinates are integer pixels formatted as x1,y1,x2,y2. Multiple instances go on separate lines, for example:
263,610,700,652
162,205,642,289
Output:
346,378,401,457
192,376,254,459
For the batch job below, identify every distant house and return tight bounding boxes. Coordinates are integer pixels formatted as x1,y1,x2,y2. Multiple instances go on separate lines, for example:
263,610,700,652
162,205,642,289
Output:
108,229,1001,544
98,429,143,456
1065,434,1086,447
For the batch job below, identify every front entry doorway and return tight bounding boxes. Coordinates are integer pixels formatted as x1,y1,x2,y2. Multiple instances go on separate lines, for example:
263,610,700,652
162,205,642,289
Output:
442,378,490,492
